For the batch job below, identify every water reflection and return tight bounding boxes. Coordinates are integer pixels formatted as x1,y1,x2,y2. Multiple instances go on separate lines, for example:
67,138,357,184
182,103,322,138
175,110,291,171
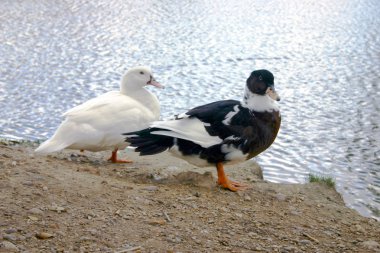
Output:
0,0,379,219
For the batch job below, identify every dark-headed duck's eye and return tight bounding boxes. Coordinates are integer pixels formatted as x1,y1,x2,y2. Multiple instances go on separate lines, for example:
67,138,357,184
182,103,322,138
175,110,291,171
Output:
140,71,144,75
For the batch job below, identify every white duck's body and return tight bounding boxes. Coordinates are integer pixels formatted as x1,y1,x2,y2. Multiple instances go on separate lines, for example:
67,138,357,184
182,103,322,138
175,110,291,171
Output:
35,66,162,162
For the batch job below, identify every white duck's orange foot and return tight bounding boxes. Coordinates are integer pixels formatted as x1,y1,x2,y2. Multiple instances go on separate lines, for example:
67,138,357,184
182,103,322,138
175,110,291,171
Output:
108,158,133,163
108,150,133,163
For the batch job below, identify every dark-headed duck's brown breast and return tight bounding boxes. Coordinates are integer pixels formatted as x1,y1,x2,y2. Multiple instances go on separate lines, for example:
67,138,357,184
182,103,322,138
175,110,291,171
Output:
246,110,281,160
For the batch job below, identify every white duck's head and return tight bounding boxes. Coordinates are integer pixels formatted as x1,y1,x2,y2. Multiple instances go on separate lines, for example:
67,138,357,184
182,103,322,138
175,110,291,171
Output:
120,66,163,94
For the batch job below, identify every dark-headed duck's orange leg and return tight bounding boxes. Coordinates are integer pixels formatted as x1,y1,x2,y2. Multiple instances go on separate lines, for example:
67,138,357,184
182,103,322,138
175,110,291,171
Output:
216,162,249,191
108,149,132,163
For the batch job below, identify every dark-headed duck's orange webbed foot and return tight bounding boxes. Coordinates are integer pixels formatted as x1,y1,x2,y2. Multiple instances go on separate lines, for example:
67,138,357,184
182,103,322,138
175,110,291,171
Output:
216,162,250,191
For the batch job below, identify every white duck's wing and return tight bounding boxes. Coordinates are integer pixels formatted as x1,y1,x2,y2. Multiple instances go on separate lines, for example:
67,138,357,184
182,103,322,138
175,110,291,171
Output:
36,91,159,153
63,91,118,117
65,92,158,130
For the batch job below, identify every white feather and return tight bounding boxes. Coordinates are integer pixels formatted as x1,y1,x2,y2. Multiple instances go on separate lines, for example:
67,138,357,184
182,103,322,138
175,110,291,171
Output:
150,117,222,148
222,105,240,125
221,144,246,163
242,86,279,112
169,144,210,167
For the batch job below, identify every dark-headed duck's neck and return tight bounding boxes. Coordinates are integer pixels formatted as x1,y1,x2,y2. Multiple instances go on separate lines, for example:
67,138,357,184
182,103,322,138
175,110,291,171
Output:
242,87,280,113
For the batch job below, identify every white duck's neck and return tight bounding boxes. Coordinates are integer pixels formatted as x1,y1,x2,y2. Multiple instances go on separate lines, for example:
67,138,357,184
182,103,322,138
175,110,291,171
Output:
120,76,141,95
120,80,160,117
242,87,279,112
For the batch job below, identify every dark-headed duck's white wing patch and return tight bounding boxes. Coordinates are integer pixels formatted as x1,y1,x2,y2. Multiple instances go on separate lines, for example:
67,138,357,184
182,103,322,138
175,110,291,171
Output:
150,118,222,148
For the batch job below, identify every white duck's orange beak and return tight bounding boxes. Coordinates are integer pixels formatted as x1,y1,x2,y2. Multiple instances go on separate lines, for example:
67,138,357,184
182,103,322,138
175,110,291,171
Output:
147,76,164,88
266,85,280,101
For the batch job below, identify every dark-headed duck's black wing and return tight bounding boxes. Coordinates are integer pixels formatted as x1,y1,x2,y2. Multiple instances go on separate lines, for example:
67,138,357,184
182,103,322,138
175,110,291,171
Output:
180,99,259,142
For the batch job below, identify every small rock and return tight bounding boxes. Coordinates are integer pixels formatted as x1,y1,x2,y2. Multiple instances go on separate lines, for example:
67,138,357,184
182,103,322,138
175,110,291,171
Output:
35,232,54,240
56,231,66,237
11,161,17,166
360,240,380,250
298,239,311,245
28,207,44,215
0,241,19,252
3,234,18,241
147,219,166,225
193,192,201,197
28,216,39,221
244,195,252,201
142,186,158,191
282,246,298,253
88,229,97,236
354,224,365,233
167,235,182,243
49,204,67,213
5,228,18,234
22,181,34,186
42,186,48,191
276,193,287,201
289,209,302,216
219,240,229,246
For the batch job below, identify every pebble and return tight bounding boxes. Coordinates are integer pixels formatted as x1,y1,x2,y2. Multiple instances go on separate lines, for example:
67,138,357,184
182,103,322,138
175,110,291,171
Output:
276,193,287,201
3,234,18,241
289,209,302,216
88,229,98,236
28,215,39,221
49,204,67,213
193,192,201,198
244,195,252,201
142,186,159,192
28,207,44,215
5,228,18,234
22,181,34,186
147,219,166,225
166,235,182,243
0,241,19,252
360,240,380,250
35,232,54,240
354,224,365,233
298,239,311,245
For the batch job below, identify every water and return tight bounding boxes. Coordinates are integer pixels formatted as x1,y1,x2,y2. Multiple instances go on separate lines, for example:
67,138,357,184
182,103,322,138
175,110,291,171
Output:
0,0,379,219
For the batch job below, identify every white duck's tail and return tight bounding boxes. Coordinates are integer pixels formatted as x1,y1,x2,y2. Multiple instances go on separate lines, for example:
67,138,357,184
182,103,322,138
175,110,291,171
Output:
35,120,75,153
35,138,69,153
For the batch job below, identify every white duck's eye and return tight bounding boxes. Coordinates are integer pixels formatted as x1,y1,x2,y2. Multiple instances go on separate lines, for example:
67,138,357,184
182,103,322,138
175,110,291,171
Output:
140,71,144,75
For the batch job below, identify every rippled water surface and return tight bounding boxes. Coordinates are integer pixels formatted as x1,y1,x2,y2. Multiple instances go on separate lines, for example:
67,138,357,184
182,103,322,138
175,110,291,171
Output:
1,0,379,219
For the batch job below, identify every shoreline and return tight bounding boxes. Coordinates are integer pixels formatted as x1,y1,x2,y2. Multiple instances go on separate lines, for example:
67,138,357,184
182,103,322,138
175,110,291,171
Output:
0,141,379,252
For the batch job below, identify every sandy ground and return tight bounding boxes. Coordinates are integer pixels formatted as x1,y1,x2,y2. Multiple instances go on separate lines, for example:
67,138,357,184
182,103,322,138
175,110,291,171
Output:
0,141,379,253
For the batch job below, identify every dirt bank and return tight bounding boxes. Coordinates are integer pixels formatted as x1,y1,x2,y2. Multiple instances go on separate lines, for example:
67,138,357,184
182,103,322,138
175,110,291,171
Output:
0,142,379,252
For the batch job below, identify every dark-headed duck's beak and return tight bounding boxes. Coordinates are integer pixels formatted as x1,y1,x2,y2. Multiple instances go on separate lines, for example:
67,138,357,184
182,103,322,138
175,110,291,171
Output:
147,75,164,88
266,85,280,101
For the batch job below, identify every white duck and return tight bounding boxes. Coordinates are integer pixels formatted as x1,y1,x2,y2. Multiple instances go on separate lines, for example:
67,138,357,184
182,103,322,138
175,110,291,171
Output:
35,66,163,163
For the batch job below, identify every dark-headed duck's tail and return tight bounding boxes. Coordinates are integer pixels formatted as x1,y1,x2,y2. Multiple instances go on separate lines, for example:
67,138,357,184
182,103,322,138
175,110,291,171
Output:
124,128,174,156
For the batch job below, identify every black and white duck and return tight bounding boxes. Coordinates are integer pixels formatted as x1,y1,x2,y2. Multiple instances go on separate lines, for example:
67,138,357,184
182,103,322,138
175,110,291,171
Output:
125,69,280,191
